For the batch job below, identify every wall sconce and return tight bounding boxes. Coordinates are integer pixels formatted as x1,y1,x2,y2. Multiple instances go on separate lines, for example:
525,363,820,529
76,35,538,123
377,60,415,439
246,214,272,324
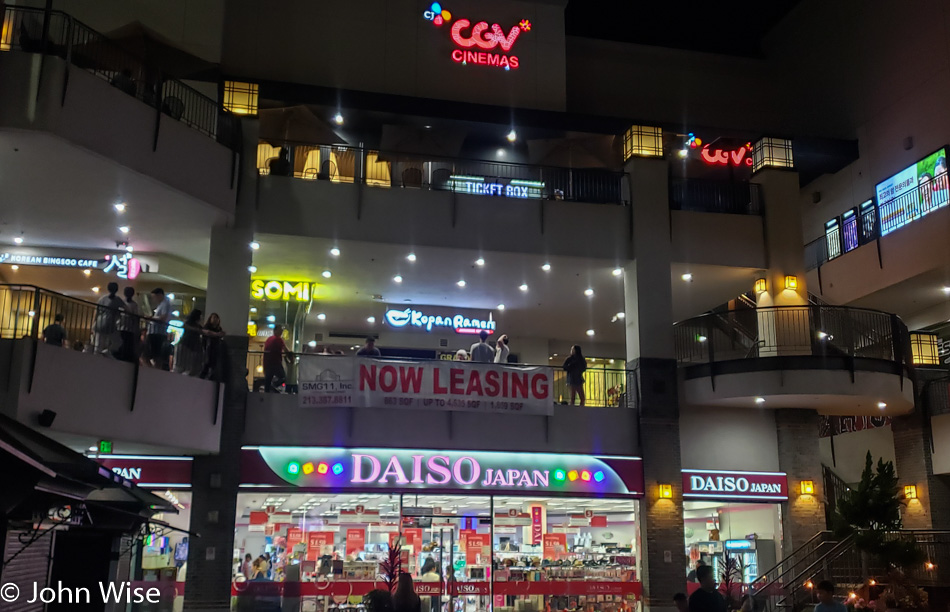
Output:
754,278,767,294
658,484,673,499
784,275,799,290
904,484,918,500
800,480,815,496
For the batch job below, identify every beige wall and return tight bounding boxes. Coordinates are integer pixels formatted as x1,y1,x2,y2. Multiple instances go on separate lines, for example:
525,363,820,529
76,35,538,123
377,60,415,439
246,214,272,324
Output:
818,425,896,484
679,406,780,472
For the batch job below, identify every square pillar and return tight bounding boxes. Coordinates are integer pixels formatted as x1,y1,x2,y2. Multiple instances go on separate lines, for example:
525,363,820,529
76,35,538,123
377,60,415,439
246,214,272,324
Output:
892,412,950,530
775,409,826,558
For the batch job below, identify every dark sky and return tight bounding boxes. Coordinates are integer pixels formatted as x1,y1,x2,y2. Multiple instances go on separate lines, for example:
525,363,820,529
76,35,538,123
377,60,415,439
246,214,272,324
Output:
565,0,802,57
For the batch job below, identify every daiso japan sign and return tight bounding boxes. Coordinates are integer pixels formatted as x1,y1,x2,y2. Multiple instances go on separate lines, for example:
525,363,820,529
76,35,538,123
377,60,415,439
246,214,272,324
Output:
422,2,531,70
682,469,789,502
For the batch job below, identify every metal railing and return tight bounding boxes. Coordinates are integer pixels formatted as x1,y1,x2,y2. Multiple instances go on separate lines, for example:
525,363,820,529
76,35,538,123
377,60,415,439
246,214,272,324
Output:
673,305,910,366
669,178,763,215
245,351,632,408
821,465,852,527
261,142,627,205
750,531,840,603
1,6,239,148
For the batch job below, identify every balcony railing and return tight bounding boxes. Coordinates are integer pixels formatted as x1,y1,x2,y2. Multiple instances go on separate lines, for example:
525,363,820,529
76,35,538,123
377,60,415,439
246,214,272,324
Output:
245,351,632,408
673,305,911,368
258,142,627,205
1,6,240,149
669,178,762,215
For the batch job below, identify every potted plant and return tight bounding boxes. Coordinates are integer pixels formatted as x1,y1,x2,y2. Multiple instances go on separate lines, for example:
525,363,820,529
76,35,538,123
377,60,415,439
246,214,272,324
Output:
379,537,403,592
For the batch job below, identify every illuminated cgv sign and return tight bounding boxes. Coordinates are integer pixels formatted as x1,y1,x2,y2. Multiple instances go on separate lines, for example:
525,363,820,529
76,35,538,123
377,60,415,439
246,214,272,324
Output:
422,2,531,70
247,447,644,497
682,469,788,501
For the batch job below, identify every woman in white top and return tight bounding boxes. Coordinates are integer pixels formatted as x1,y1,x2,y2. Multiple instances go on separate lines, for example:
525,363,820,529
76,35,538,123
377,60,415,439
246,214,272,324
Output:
493,335,510,363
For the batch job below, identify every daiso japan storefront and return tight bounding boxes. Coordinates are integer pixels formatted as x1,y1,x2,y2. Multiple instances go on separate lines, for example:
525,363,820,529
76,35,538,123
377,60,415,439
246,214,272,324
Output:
233,447,645,612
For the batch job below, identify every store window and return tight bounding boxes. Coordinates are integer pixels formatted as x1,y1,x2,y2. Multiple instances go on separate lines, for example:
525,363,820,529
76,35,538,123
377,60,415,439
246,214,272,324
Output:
622,126,663,160
224,80,259,115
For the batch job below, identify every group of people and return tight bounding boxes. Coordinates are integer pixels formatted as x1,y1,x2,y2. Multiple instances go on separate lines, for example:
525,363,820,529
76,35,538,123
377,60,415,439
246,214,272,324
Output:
40,283,226,380
452,330,510,363
675,566,847,612
362,574,429,612
241,552,276,581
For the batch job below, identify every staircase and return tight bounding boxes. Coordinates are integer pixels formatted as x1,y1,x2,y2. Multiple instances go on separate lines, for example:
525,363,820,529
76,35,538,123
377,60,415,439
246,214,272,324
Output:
752,530,950,612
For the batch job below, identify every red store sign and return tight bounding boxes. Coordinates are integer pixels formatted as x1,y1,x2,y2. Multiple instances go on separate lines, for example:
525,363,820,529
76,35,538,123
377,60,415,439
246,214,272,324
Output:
682,470,788,502
97,457,192,487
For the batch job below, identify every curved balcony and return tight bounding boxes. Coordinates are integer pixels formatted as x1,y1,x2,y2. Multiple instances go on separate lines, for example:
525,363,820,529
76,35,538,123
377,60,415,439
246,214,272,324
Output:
673,305,915,415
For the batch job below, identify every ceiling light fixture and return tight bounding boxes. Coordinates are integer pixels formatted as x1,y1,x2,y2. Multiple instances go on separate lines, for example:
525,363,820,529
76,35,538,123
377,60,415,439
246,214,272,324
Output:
585,288,594,297
475,258,485,266
407,253,417,262
678,149,688,158
92,286,100,293
10,265,18,271
457,280,466,288
333,113,344,125
393,275,403,283
586,329,595,336
367,316,376,324
322,270,332,278
125,245,134,253
13,236,23,245
496,148,506,157
114,203,126,212
507,129,517,142
497,304,505,310
83,269,91,276
877,401,887,409
519,283,529,291
317,313,326,320
330,247,341,257
118,226,130,234
249,241,260,250
248,265,257,273
612,268,622,276
616,312,625,319
681,273,693,282
542,263,551,271
755,397,766,405
943,286,950,294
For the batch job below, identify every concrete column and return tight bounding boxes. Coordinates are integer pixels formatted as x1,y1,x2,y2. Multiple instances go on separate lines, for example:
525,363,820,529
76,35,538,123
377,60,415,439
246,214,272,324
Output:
751,169,809,356
775,409,826,558
892,412,950,530
624,157,683,612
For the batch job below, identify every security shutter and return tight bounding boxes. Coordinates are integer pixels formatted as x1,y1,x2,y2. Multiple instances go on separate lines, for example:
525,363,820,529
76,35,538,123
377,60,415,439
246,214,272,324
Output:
3,528,54,612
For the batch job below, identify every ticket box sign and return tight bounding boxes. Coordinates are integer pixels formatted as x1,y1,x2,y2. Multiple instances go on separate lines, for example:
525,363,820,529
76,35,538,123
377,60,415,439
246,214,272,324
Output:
682,470,788,502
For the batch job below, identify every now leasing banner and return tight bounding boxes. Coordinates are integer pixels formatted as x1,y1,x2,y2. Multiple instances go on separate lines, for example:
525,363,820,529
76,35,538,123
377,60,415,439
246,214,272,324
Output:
298,356,553,415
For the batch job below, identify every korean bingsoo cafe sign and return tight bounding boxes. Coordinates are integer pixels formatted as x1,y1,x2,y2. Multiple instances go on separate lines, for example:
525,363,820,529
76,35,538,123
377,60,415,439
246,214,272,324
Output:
242,448,644,497
298,356,552,415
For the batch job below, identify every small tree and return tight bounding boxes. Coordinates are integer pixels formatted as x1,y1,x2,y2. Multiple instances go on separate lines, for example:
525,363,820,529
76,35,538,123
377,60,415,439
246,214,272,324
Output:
719,553,745,610
379,537,403,592
833,452,923,569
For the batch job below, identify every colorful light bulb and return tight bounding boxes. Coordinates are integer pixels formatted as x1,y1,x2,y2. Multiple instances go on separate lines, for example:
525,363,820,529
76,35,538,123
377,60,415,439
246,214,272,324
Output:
317,462,329,475
332,463,344,475
568,470,579,481
594,471,605,482
302,462,315,475
554,469,566,481
581,470,591,482
287,462,300,475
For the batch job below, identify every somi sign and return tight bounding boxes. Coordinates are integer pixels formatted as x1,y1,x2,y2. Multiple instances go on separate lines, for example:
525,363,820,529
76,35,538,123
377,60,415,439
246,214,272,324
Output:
422,2,531,70
243,447,644,497
682,469,788,502
298,356,551,415
250,280,313,302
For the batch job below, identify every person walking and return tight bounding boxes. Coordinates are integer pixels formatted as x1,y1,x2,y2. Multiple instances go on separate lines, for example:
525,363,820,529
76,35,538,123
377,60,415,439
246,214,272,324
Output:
176,309,204,375
117,286,140,362
145,288,172,367
814,581,847,612
93,282,124,355
688,565,726,612
200,313,226,380
493,334,510,363
42,313,67,347
562,344,588,406
469,330,495,363
393,573,422,612
357,337,381,356
263,325,290,392
419,558,441,612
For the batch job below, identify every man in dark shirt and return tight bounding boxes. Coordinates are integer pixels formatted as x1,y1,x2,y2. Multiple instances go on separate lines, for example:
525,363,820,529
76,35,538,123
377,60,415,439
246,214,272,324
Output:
356,337,381,357
263,325,289,392
688,565,726,612
42,313,67,346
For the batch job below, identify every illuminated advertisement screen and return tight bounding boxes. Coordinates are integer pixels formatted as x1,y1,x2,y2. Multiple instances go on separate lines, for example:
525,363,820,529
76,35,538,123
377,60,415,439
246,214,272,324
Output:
876,148,949,235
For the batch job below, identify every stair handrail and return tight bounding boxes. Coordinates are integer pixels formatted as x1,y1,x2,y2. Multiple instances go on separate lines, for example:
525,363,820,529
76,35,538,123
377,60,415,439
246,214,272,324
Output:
751,531,833,590
773,532,857,609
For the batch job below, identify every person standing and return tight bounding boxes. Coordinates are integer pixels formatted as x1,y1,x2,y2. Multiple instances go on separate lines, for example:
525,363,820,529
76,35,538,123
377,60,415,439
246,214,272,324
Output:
562,344,588,406
241,553,253,578
263,325,290,392
200,313,226,380
814,581,848,612
469,330,495,363
42,313,67,347
176,309,204,375
356,337,381,357
688,565,726,612
393,573,422,612
117,286,140,362
419,558,441,612
493,334,510,363
93,282,124,355
145,288,172,367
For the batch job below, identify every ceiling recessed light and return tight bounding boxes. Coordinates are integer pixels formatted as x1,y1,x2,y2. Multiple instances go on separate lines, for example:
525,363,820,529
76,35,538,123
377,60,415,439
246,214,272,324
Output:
678,149,689,158
10,265,18,271
367,316,376,323
475,258,485,266
584,288,594,297
13,236,23,245
330,248,340,257
943,286,950,294
250,307,258,313
266,315,276,322
248,265,257,273
407,253,417,262
877,401,887,409
333,113,344,125
616,312,625,319
497,304,505,310
681,273,693,282
92,286,100,293
83,269,91,276
519,283,528,291
322,270,332,278
317,313,326,320
393,275,403,283
586,329,595,336
118,226,130,234
249,241,260,250
125,245,134,253
507,129,517,142
755,397,766,405
542,263,551,272
612,268,622,276
496,148,506,157
114,203,126,212
457,280,466,288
